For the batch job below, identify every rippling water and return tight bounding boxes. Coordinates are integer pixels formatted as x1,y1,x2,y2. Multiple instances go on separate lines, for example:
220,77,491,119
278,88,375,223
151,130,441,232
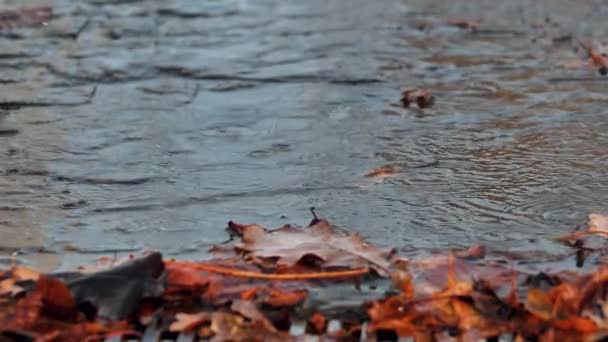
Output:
1,0,608,269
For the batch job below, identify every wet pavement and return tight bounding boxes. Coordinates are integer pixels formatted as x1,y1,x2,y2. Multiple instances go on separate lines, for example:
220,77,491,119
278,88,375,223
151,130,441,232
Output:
2,0,608,269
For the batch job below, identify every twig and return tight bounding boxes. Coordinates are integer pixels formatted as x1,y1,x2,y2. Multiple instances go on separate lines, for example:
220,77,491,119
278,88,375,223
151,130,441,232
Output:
167,261,369,280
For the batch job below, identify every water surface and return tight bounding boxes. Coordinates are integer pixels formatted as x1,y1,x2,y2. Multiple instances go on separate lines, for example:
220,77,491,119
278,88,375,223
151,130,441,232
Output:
2,0,608,268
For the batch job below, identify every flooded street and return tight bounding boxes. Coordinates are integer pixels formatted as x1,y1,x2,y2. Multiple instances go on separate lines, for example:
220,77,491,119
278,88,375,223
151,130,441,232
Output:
2,0,608,269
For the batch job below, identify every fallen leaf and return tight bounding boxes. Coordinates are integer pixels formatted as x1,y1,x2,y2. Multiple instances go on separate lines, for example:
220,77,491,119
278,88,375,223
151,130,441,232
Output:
390,270,414,298
169,312,210,332
454,245,486,259
585,47,608,75
526,288,553,321
0,266,41,296
552,316,597,332
557,213,608,249
165,261,212,290
5,213,608,340
445,18,481,31
254,287,308,307
450,297,485,330
36,276,77,321
547,283,580,317
241,288,258,301
66,252,164,320
367,295,415,323
209,311,287,342
231,300,267,322
401,88,434,109
306,312,327,334
227,219,394,276
364,165,401,179
0,290,43,331
230,300,277,333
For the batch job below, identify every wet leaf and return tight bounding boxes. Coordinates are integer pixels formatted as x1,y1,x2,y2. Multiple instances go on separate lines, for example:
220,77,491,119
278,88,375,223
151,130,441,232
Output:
454,245,486,259
169,312,210,332
227,219,394,276
526,288,553,320
364,165,401,179
36,276,77,321
557,213,608,249
66,252,164,320
230,300,277,333
580,42,608,75
444,18,481,31
209,311,287,342
552,316,597,332
248,287,308,307
450,297,485,330
0,266,40,296
390,270,414,298
5,216,608,339
306,312,327,334
401,88,434,109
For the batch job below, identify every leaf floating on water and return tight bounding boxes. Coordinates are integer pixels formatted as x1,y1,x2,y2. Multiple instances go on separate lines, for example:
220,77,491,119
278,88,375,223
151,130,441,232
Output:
401,88,434,109
444,18,481,31
556,213,608,250
584,46,608,75
573,40,608,75
364,165,401,179
454,244,486,260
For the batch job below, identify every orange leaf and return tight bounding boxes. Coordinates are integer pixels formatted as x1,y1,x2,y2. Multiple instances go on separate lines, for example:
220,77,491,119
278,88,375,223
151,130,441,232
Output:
526,288,553,321
451,298,478,329
552,316,598,332
367,319,419,336
587,48,608,69
391,270,415,299
240,288,258,301
36,276,77,321
169,312,210,332
364,166,401,179
306,312,326,334
260,287,308,307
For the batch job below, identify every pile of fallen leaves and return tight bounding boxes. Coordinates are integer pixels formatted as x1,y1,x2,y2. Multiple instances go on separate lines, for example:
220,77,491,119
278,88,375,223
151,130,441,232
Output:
3,211,608,341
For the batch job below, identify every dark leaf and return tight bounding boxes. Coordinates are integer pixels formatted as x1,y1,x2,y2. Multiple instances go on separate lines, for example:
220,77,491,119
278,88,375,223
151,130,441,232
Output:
66,252,164,320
